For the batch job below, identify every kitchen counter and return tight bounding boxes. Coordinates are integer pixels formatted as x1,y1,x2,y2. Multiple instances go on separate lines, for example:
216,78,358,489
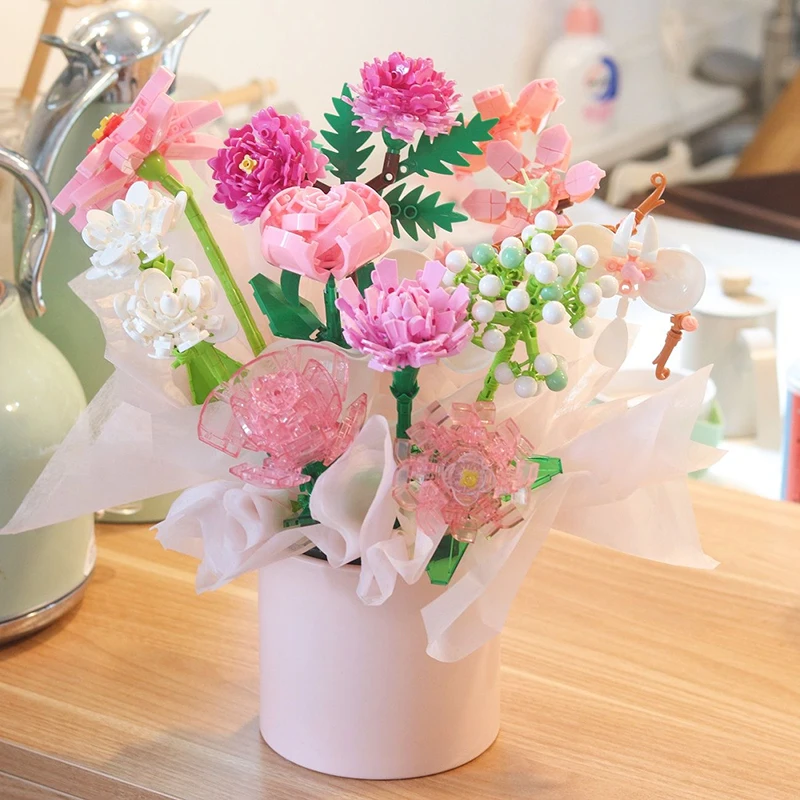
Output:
0,482,798,799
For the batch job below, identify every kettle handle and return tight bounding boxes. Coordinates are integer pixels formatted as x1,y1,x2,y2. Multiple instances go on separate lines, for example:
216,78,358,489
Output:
0,147,55,318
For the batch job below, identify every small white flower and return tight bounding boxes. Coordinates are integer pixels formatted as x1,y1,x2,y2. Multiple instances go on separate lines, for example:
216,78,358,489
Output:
114,259,227,359
82,181,187,280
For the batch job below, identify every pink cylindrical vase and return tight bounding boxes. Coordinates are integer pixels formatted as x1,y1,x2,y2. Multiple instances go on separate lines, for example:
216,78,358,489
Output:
258,555,500,779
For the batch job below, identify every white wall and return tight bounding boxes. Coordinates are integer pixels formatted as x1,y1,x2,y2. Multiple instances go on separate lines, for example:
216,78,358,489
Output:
0,0,768,135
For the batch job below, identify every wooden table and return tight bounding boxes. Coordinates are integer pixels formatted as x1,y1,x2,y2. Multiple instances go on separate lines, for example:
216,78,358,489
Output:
0,483,798,799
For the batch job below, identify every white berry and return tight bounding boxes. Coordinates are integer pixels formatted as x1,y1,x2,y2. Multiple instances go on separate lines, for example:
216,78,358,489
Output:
524,251,545,272
534,210,558,232
578,283,602,306
572,317,595,338
521,224,537,243
442,270,456,287
530,233,555,254
478,274,503,298
557,234,578,254
501,236,523,252
505,287,530,312
575,244,599,268
494,363,515,384
533,260,558,284
471,299,496,323
597,274,619,297
542,300,566,325
514,376,539,398
482,329,506,352
555,252,577,279
584,304,598,317
534,352,558,376
445,249,469,273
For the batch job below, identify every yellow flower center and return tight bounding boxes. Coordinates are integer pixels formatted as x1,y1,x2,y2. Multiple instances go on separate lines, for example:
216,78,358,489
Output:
239,154,258,175
92,114,117,141
459,469,479,489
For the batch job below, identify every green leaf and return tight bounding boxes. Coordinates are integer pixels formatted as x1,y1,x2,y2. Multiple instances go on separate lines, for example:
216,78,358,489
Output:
398,113,497,179
426,535,469,586
280,270,301,306
250,273,323,340
527,455,563,490
172,341,243,405
355,262,375,293
319,84,376,182
383,184,467,241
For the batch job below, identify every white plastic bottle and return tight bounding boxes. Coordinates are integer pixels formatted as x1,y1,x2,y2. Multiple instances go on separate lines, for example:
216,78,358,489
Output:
538,0,619,140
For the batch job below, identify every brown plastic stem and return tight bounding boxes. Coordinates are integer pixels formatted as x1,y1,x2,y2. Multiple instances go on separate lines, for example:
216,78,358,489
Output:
652,312,690,380
631,172,667,231
367,151,401,193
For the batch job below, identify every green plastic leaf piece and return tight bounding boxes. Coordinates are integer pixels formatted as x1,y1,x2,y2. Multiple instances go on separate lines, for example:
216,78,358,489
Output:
172,341,243,405
250,273,323,340
383,183,467,241
426,534,469,586
355,261,375,293
280,270,301,306
397,112,497,179
528,455,563,490
319,84,376,182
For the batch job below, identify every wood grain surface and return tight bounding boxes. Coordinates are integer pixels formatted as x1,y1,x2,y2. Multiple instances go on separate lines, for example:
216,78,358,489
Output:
0,482,798,799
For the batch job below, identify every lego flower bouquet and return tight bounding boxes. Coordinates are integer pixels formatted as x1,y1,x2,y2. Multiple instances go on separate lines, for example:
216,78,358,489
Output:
3,53,718,779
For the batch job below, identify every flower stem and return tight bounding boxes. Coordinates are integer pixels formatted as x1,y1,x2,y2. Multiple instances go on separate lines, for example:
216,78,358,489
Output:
172,340,243,405
390,366,420,439
320,275,346,347
477,317,526,402
137,153,266,358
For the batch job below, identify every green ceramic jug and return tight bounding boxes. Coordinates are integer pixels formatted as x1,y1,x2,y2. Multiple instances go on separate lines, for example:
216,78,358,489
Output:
0,147,94,644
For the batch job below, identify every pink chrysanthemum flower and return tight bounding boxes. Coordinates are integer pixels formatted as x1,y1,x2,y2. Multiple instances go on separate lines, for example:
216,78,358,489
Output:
347,52,461,143
394,401,537,542
197,345,367,489
209,108,329,225
54,66,223,230
336,258,473,372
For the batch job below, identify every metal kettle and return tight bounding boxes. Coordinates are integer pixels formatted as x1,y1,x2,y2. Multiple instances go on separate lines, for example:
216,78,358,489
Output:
17,0,208,401
0,146,94,644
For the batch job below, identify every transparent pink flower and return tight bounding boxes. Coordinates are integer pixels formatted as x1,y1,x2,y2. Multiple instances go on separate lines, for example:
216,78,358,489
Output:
336,258,473,372
347,52,460,143
260,182,393,282
54,67,223,230
198,344,367,489
394,402,538,542
209,108,328,225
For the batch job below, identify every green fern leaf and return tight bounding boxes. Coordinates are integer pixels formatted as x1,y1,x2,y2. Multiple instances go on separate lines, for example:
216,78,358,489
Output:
384,185,467,241
319,85,375,182
397,113,497,179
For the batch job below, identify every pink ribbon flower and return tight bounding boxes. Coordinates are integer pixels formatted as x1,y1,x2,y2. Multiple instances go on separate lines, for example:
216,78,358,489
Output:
259,182,393,282
197,344,367,489
54,67,223,230
394,401,538,543
347,52,461,143
336,258,473,372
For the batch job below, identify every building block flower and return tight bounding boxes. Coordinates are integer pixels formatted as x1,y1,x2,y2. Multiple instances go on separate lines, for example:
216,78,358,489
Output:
54,67,223,230
209,108,329,225
393,401,538,543
197,345,368,489
336,258,472,372
460,78,564,173
260,182,393,282
113,259,228,359
347,52,461,143
463,123,605,241
81,181,187,279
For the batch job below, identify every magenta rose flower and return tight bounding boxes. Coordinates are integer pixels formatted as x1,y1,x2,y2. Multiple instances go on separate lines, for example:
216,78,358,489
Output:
259,182,393,282
335,258,473,372
347,52,461,143
209,108,329,225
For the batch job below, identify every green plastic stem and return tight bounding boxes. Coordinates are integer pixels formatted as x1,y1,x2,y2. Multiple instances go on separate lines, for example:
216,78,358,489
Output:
477,316,526,402
321,275,345,347
137,153,266,358
390,366,420,439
